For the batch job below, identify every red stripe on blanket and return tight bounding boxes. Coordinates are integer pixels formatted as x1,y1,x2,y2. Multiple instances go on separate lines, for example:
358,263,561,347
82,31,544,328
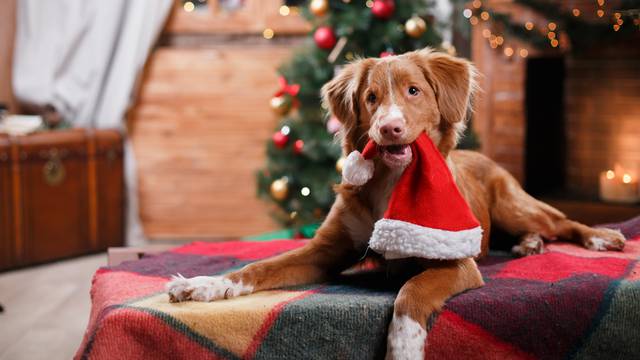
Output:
242,288,323,359
494,252,631,282
87,307,221,360
172,240,306,260
426,310,535,360
546,240,640,259
76,271,170,357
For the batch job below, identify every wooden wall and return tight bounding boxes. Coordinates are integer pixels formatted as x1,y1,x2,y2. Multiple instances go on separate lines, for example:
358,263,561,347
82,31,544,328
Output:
0,0,16,111
130,1,308,239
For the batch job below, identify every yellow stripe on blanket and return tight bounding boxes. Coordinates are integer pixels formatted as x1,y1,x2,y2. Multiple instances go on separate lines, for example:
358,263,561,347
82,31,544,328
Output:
129,290,307,356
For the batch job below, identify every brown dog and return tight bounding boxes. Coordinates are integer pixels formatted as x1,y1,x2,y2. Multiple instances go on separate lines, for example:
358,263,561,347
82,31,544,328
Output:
166,48,625,359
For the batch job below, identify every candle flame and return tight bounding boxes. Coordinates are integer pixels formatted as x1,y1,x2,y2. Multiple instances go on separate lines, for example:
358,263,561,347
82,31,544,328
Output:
606,170,615,180
623,174,632,184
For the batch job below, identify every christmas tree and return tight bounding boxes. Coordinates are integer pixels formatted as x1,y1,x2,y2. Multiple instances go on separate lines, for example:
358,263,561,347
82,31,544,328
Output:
257,0,470,233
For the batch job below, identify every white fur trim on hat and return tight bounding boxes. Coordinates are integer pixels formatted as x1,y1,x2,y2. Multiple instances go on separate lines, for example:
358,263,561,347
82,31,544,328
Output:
342,150,374,186
369,219,483,260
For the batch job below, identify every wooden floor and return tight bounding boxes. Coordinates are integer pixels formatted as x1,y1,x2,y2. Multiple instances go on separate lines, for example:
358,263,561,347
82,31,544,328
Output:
0,254,106,360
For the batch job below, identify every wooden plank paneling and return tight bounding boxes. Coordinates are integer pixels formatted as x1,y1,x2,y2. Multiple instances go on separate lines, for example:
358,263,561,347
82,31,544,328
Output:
165,0,309,35
130,46,294,239
0,0,16,111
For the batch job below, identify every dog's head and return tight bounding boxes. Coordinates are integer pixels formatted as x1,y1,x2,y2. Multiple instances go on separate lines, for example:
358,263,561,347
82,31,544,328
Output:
321,48,478,168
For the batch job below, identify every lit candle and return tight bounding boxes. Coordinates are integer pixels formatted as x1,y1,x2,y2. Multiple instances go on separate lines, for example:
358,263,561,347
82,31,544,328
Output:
599,164,639,204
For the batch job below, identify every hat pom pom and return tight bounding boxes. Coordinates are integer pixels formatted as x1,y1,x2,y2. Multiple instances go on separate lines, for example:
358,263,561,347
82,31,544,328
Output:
342,150,374,186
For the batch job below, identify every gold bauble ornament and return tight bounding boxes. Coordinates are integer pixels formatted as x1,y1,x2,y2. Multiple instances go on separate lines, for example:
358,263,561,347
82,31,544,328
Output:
405,16,427,38
309,0,329,17
270,178,289,201
270,95,292,116
336,157,346,173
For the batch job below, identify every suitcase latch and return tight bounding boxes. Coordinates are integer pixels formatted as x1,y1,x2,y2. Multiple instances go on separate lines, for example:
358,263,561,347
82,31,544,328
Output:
43,149,65,186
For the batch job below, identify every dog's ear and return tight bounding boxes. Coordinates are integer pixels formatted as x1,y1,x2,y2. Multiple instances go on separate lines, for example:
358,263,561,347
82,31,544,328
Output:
410,48,478,126
321,59,375,154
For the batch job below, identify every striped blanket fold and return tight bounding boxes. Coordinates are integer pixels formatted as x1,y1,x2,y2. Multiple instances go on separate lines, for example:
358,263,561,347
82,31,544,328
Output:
76,217,640,359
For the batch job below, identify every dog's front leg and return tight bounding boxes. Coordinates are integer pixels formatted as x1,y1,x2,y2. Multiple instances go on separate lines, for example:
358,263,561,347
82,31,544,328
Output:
385,258,484,360
167,203,359,303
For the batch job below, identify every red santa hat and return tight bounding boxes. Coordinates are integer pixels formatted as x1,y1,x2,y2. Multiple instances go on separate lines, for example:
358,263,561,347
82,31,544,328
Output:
341,132,483,260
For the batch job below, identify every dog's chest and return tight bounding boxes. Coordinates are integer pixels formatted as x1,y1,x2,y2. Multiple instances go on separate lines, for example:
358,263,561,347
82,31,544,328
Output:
345,166,403,252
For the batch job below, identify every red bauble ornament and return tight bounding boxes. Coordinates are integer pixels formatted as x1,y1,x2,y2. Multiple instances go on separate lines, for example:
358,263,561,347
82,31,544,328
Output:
272,131,289,149
380,51,395,58
314,26,337,49
371,0,395,19
293,140,304,154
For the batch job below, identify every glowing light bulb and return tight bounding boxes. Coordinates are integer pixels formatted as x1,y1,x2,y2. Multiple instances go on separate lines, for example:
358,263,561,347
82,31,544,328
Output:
463,9,473,19
183,1,195,12
525,22,534,30
623,174,632,184
519,48,529,58
279,5,290,16
572,9,580,17
504,47,514,57
481,11,490,21
263,28,274,39
606,170,615,179
301,187,311,196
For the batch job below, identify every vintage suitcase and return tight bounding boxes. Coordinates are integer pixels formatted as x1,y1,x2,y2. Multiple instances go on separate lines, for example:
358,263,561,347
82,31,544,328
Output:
0,128,124,270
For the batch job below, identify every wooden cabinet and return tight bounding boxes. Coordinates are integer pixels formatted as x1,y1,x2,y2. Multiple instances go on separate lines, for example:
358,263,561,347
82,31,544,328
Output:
0,129,124,271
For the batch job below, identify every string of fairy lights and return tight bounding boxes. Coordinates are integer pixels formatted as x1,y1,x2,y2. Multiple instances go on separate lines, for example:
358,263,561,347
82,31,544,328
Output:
463,0,640,60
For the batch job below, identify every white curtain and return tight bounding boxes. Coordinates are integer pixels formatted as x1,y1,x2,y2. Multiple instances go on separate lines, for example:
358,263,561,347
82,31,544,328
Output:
13,0,173,245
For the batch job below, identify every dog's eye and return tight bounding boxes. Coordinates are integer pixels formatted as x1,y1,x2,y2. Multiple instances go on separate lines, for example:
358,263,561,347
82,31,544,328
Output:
367,92,377,103
408,86,420,96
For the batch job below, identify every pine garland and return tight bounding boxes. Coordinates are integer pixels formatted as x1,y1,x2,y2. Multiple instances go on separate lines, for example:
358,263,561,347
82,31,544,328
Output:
474,0,640,54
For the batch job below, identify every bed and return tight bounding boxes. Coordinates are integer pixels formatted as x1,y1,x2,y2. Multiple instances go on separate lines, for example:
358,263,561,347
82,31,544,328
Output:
76,216,640,359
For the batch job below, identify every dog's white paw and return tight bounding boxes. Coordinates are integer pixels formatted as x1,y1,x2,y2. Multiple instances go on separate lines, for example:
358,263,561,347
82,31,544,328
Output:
385,314,427,360
166,274,253,303
512,233,545,257
585,228,625,252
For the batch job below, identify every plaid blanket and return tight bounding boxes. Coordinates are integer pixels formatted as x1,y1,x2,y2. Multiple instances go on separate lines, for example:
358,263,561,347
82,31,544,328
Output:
76,217,640,359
